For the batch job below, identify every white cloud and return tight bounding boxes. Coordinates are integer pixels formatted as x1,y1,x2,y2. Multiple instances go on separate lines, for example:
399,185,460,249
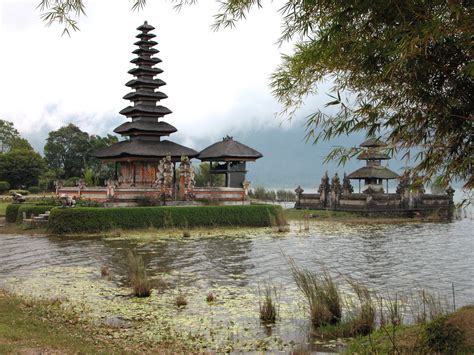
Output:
0,0,311,149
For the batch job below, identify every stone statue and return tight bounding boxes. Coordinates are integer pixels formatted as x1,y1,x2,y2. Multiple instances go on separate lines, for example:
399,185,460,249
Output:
59,194,76,208
330,173,343,195
11,191,26,204
179,155,195,201
157,156,173,198
342,173,354,194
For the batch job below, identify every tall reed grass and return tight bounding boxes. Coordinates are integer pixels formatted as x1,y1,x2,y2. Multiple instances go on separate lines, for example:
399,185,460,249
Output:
258,282,279,324
127,251,151,297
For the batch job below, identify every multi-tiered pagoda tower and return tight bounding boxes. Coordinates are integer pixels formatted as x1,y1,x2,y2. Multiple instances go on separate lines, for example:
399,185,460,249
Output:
347,138,399,193
95,22,197,187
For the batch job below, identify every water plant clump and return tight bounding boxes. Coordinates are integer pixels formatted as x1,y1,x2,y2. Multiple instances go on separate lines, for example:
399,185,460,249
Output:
258,282,279,324
206,292,216,303
100,266,109,277
176,294,188,308
127,251,151,297
290,260,341,327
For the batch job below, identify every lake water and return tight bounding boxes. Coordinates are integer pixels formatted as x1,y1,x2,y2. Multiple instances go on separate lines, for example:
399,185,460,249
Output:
0,218,473,352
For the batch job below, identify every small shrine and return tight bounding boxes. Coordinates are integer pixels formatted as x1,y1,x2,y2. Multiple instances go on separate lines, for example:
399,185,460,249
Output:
346,138,399,193
198,136,262,188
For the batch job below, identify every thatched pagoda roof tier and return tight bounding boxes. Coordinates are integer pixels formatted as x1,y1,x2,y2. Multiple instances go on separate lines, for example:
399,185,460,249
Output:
128,67,163,76
136,32,156,40
347,166,399,180
137,22,155,32
131,56,162,65
114,121,177,136
123,90,167,101
119,104,172,117
360,138,387,148
132,47,159,56
198,136,263,161
126,78,166,89
134,40,158,47
357,150,390,160
94,139,198,159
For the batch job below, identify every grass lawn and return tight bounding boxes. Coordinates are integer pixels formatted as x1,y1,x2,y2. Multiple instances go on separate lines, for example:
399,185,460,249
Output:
0,202,8,217
0,290,110,354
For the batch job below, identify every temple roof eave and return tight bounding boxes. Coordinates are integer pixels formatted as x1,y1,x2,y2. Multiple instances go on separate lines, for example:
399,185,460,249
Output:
94,139,198,160
198,137,263,161
347,166,399,180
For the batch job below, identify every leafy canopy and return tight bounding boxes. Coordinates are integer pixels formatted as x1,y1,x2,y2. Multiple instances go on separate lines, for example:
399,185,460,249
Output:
37,0,473,188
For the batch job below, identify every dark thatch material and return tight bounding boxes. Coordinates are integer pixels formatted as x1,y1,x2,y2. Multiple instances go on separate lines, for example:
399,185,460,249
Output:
128,67,163,76
94,139,198,159
347,166,399,180
360,138,387,148
134,40,158,47
114,121,177,135
198,136,263,161
137,22,155,32
119,104,172,117
132,47,159,55
126,78,166,88
131,56,162,65
123,90,167,101
357,151,390,160
136,32,156,40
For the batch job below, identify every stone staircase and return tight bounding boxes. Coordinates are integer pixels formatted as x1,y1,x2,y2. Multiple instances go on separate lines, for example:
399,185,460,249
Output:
23,211,50,228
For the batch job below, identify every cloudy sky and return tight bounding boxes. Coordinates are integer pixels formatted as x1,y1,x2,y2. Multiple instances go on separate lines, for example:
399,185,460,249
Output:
0,0,402,189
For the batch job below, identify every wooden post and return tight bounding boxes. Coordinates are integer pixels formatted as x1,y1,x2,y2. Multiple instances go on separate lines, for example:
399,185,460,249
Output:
132,162,136,186
209,162,213,187
114,162,118,180
358,180,361,193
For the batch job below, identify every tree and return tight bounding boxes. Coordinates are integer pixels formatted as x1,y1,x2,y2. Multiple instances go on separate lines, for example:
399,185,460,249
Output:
44,124,91,178
0,149,45,188
0,119,21,153
194,162,224,187
37,1,473,188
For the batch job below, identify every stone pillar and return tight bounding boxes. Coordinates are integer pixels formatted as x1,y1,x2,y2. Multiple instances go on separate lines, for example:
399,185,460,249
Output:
295,185,304,208
342,173,354,195
318,172,330,207
330,173,342,208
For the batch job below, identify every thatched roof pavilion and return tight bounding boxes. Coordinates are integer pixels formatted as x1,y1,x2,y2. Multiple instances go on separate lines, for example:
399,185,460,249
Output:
347,138,399,193
198,136,262,188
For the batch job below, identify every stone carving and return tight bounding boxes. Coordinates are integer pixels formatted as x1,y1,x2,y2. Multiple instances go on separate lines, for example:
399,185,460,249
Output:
157,156,173,198
179,155,195,201
54,179,64,194
396,171,410,195
11,191,26,204
243,180,251,196
59,194,76,208
77,178,86,189
330,173,342,195
318,172,330,195
106,179,117,199
342,173,353,194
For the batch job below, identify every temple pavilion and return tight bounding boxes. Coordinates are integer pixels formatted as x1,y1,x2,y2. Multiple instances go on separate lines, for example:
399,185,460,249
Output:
347,138,399,193
94,22,198,187
198,136,263,188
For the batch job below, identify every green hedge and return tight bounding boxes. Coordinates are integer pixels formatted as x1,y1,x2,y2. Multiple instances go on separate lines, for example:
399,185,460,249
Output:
9,190,29,196
5,204,22,223
0,181,10,194
16,205,56,223
49,205,284,234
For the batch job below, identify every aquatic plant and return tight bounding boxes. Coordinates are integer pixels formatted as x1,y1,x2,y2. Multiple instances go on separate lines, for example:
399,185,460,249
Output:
410,289,449,324
206,292,216,303
258,282,279,324
127,251,151,297
100,266,109,277
182,230,191,238
289,260,341,327
176,294,188,308
345,280,376,336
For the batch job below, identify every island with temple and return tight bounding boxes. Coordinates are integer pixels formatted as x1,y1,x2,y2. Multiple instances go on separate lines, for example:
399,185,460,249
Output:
294,138,455,219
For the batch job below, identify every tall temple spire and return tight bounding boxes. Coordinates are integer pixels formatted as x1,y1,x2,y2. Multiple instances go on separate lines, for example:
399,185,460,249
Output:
94,22,197,163
114,21,177,139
